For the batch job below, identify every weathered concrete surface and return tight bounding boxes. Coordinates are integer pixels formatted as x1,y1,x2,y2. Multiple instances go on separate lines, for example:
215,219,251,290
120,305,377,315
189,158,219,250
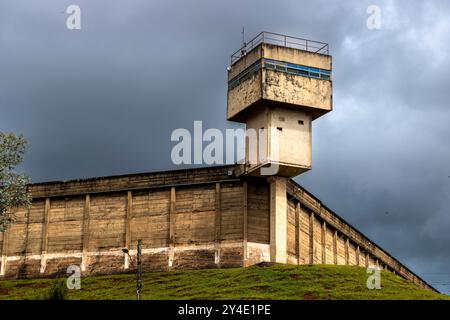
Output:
263,70,332,112
227,43,332,122
0,165,435,292
227,41,332,178
244,106,312,177
227,70,262,121
262,43,332,70
269,176,288,263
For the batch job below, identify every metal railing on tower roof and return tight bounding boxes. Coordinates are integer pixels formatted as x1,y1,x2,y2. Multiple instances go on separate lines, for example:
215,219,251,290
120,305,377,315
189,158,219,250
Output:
231,31,329,65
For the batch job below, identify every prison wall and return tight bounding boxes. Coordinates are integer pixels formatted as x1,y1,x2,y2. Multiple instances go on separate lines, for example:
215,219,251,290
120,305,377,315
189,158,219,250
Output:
0,165,434,292
0,167,250,278
285,180,432,290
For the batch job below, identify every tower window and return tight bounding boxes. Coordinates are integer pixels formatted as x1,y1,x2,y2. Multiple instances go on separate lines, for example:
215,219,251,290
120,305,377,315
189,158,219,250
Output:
298,120,304,125
277,127,283,132
261,58,331,81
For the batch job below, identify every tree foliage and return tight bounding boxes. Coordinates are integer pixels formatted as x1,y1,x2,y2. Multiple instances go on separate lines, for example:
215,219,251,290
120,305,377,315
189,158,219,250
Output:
0,132,31,232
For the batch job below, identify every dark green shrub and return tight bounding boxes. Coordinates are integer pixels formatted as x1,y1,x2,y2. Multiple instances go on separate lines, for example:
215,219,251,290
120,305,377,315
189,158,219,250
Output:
38,278,68,300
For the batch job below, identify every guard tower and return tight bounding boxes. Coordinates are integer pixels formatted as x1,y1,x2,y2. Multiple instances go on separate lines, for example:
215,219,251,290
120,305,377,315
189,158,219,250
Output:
227,32,332,177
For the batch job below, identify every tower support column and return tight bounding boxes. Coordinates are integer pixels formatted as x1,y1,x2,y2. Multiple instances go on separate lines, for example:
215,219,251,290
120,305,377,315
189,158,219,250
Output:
268,176,288,263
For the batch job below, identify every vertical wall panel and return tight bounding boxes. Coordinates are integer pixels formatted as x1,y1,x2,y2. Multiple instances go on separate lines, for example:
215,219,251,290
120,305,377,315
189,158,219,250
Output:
130,189,170,248
287,201,297,257
299,207,310,264
88,193,126,251
348,242,357,266
313,218,322,264
5,224,27,256
47,198,83,253
174,185,216,245
247,182,270,244
28,200,45,223
325,227,334,264
369,255,376,268
337,236,346,265
220,182,244,241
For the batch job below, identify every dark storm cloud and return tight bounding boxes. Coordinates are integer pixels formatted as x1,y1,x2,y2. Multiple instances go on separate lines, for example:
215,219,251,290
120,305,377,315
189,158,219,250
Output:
1,0,449,292
297,0,450,292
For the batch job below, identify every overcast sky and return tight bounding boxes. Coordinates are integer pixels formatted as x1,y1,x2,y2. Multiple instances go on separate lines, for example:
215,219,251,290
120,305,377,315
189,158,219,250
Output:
1,0,449,293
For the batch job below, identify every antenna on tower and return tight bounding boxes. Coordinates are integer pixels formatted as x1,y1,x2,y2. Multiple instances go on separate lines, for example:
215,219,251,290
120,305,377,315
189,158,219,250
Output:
241,27,247,57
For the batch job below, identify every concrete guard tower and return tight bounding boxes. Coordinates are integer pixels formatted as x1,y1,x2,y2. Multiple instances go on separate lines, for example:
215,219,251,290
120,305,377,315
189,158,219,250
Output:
228,32,333,263
227,31,332,178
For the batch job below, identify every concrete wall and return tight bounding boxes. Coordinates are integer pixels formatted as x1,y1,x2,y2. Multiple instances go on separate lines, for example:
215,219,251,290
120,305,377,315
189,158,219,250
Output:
262,69,332,112
227,69,262,121
0,166,435,292
261,43,331,70
285,179,434,291
244,106,312,177
229,45,262,80
0,167,252,278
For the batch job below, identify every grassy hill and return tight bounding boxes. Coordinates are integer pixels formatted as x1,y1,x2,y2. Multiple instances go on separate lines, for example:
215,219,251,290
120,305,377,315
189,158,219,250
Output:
0,264,447,300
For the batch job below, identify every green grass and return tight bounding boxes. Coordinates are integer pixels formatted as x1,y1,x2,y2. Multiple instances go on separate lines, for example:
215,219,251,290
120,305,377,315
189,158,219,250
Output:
0,264,448,300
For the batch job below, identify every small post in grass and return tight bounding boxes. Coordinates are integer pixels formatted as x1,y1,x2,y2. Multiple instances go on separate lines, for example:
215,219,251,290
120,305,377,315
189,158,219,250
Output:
122,239,143,300
136,239,143,300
